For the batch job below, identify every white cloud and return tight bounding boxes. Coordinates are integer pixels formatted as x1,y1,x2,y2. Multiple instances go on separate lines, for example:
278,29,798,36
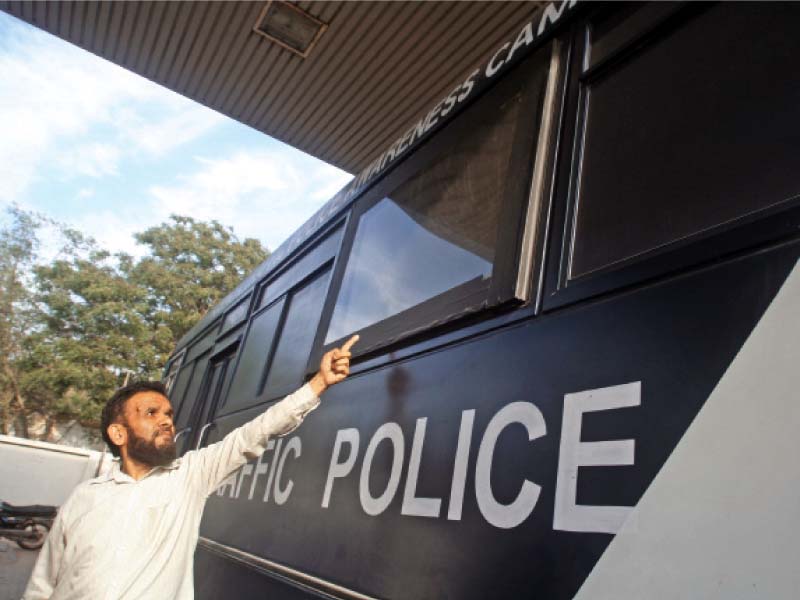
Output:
118,106,225,157
57,143,121,179
69,209,144,258
0,13,222,202
0,13,353,260
57,148,350,258
146,149,352,252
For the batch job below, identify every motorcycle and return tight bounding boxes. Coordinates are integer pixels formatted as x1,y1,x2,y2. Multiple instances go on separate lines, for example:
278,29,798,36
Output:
0,501,57,550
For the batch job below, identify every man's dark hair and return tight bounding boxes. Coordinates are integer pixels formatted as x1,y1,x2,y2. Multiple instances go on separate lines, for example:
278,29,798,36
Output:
101,381,168,457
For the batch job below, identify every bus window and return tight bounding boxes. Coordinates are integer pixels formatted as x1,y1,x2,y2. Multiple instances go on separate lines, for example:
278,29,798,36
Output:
173,352,209,446
222,299,285,414
259,224,343,309
163,354,183,395
263,266,333,398
569,3,800,279
167,361,192,417
324,46,553,350
220,294,250,334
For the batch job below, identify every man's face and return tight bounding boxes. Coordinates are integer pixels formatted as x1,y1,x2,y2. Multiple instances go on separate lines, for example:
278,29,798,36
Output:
121,391,176,467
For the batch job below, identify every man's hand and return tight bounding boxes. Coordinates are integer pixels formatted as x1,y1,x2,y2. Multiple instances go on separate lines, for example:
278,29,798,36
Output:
309,335,359,396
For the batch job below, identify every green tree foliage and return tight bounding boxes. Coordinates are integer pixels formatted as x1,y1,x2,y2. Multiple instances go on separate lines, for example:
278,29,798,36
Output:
0,206,42,436
130,216,267,345
23,232,155,431
0,209,268,441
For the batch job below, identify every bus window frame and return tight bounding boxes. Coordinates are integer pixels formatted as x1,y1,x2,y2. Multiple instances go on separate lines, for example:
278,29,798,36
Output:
256,221,346,310
261,260,335,399
198,335,242,427
313,43,559,360
162,349,185,395
217,219,347,416
219,293,252,335
541,5,800,312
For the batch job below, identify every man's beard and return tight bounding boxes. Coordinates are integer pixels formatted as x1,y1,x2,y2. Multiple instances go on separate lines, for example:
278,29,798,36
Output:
126,427,177,467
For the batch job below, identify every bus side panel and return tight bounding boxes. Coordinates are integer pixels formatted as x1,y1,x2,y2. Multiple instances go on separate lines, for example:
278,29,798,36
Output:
198,242,799,599
194,545,327,600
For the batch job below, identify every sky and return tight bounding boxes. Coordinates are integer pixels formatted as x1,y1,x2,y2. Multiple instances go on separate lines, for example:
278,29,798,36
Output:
0,10,353,258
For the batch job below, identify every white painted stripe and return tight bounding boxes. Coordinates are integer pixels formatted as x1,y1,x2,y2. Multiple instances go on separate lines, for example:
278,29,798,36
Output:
575,258,800,599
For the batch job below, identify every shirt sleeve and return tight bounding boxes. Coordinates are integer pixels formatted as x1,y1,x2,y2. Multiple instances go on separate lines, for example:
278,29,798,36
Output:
186,383,320,497
22,508,66,600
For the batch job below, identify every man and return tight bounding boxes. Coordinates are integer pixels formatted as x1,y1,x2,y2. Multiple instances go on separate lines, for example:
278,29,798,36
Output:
23,335,359,600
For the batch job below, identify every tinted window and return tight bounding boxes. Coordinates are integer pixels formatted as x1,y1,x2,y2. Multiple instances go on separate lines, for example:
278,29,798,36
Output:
221,295,250,332
174,354,208,432
163,356,182,395
223,300,285,414
168,362,192,417
264,267,332,398
260,225,343,309
325,82,526,343
570,4,800,278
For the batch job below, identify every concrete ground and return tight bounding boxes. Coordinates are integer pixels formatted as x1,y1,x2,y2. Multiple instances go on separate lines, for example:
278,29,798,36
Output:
0,538,37,600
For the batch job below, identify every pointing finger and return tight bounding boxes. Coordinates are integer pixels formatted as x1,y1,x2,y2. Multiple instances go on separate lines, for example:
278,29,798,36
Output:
341,334,360,353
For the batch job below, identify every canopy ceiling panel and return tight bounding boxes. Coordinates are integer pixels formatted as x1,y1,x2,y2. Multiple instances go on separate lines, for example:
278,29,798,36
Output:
0,1,545,173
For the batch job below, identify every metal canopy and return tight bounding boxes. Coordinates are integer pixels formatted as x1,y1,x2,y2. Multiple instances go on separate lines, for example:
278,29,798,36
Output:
0,1,546,174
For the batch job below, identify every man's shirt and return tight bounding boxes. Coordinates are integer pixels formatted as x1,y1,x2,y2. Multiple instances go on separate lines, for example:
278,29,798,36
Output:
23,384,320,600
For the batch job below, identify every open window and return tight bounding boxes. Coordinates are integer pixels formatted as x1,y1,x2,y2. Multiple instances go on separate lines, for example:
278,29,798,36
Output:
318,44,558,355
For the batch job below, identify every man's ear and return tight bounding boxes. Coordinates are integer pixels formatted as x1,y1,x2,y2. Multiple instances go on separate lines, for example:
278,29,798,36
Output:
108,423,128,450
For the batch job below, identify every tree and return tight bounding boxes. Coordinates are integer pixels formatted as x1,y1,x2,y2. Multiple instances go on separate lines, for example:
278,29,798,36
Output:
23,231,157,434
129,215,267,346
3,210,268,443
0,206,42,435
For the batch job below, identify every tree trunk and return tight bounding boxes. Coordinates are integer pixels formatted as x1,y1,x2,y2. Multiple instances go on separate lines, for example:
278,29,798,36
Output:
44,416,57,442
0,393,9,434
14,410,29,438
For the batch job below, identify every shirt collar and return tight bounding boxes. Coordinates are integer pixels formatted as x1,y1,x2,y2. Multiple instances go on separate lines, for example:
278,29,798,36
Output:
92,457,181,484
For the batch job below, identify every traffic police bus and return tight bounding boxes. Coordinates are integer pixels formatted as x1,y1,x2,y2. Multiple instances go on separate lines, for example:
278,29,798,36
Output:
163,2,800,598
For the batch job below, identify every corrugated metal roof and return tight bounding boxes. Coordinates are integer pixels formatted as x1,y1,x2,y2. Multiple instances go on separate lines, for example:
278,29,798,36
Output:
0,0,545,173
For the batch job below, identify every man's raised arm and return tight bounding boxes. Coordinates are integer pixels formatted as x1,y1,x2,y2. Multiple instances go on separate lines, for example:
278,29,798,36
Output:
188,335,359,497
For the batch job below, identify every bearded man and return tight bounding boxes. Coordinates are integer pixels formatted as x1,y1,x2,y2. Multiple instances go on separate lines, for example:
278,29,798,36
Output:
23,335,359,600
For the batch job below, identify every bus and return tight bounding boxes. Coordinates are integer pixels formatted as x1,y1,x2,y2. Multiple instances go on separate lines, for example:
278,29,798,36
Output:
163,2,800,598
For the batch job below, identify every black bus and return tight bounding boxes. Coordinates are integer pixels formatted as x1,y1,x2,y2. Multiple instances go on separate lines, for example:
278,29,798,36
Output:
163,3,800,598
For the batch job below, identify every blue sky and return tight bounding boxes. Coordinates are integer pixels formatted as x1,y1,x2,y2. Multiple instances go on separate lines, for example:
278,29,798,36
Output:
0,11,352,258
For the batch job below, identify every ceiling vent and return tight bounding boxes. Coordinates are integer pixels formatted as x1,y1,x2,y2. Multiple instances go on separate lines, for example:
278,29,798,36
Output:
254,1,328,58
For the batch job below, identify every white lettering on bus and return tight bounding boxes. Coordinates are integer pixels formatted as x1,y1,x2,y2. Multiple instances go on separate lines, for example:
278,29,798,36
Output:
439,85,462,119
538,0,577,36
248,441,273,500
475,402,546,529
553,382,640,534
320,382,639,532
486,42,511,78
263,438,283,503
447,409,475,520
401,418,442,518
217,436,302,505
274,436,302,505
359,422,405,516
457,68,480,102
322,428,360,508
507,23,534,65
